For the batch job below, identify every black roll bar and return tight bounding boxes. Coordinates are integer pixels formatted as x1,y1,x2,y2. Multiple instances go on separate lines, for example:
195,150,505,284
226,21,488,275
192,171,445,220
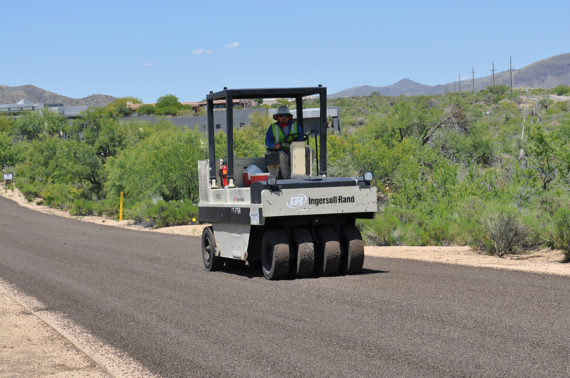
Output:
206,86,327,185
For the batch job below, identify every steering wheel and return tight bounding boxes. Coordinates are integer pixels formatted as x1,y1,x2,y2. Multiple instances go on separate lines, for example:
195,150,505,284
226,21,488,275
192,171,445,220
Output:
289,133,309,142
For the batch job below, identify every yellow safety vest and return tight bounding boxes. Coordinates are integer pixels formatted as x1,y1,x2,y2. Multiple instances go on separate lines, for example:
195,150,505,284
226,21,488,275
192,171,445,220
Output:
272,122,299,145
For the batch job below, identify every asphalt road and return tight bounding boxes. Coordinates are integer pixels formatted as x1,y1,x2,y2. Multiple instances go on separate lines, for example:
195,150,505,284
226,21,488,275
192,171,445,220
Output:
1,196,569,377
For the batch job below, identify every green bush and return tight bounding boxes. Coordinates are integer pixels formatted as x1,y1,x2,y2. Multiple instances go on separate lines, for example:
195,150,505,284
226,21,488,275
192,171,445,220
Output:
475,210,528,257
128,199,198,228
104,127,202,203
359,209,402,246
155,94,183,115
552,208,570,261
70,198,96,216
137,104,156,115
13,110,68,141
18,181,41,202
550,85,570,96
0,115,14,134
39,183,76,209
0,132,14,169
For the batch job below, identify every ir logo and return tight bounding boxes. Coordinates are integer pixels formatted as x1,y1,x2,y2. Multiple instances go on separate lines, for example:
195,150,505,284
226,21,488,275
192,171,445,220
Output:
286,194,307,208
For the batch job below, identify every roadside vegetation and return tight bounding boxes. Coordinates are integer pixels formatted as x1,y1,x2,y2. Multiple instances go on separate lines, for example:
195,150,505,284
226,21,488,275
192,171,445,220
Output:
1,87,568,258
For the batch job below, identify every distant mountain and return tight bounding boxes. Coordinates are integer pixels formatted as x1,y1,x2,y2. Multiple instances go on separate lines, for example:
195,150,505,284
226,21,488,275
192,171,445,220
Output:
331,52,570,98
0,84,117,107
332,79,445,98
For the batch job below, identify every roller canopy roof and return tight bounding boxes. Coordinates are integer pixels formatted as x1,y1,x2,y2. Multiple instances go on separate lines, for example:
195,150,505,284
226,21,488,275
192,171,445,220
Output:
207,86,326,100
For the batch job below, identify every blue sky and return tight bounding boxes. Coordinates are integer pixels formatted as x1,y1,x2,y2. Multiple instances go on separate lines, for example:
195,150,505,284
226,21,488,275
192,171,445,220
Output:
1,0,568,102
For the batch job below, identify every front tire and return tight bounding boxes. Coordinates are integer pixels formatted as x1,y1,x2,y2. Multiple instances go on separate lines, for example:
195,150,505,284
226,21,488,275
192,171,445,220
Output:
202,227,223,271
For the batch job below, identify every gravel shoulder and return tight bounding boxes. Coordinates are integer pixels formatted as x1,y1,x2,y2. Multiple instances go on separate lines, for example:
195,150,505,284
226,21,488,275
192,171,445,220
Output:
0,287,109,377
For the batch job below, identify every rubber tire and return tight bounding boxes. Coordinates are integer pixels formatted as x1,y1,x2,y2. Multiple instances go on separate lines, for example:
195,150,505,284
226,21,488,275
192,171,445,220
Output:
261,230,290,280
294,229,315,278
341,225,365,274
201,227,223,271
317,226,341,276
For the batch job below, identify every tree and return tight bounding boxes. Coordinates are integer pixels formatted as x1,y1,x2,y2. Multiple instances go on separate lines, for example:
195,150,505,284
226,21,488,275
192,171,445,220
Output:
527,125,556,190
90,97,142,118
155,95,183,116
137,104,156,115
13,109,68,140
105,128,203,202
550,85,570,96
248,111,273,135
0,133,14,169
0,114,14,134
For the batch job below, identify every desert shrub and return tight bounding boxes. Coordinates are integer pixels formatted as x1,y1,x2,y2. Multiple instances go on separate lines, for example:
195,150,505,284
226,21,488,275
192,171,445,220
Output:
38,183,77,209
70,198,96,216
546,101,569,114
359,209,402,246
0,114,14,134
0,132,14,169
128,199,198,228
155,94,183,116
17,181,41,201
522,191,569,247
137,104,156,115
550,85,570,96
475,210,528,256
486,85,509,95
13,109,68,141
483,85,510,103
552,208,570,261
105,127,202,203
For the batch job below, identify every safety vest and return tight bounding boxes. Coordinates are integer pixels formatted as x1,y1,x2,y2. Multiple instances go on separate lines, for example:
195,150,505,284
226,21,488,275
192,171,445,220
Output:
272,122,299,145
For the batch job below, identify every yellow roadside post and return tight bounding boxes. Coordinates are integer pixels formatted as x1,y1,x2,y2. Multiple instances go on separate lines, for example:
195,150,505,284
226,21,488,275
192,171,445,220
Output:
119,191,124,221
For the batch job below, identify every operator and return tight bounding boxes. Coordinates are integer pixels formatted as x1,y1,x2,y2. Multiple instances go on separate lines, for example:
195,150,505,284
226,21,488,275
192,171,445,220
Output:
265,105,304,178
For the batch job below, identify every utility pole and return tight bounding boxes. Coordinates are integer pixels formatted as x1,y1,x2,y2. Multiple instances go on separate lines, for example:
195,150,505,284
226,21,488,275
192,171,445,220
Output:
472,66,475,93
509,56,514,95
491,62,495,86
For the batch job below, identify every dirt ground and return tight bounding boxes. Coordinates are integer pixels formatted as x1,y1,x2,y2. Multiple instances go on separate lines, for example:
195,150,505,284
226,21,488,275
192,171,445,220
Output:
0,288,109,377
0,183,568,375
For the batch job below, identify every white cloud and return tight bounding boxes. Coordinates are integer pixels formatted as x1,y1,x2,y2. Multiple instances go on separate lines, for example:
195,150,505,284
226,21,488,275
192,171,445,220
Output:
192,48,213,55
140,62,154,67
224,41,240,48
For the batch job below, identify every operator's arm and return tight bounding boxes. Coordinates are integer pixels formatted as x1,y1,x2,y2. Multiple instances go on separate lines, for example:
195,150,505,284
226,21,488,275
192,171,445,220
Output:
295,123,304,141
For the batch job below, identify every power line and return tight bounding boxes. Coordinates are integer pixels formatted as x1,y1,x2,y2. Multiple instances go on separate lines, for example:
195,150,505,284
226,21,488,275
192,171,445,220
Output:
490,62,496,86
472,66,475,93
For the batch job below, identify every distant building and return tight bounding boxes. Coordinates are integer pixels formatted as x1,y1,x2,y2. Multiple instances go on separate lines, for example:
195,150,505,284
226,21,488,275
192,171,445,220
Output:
127,99,253,115
267,107,341,134
0,99,43,114
121,106,341,135
126,108,263,133
0,98,88,118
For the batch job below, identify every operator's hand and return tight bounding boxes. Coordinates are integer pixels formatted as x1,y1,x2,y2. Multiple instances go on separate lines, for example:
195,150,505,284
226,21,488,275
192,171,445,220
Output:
275,143,281,150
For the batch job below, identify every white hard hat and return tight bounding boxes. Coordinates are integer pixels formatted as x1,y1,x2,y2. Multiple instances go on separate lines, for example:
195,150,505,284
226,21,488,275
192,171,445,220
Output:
273,105,292,120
